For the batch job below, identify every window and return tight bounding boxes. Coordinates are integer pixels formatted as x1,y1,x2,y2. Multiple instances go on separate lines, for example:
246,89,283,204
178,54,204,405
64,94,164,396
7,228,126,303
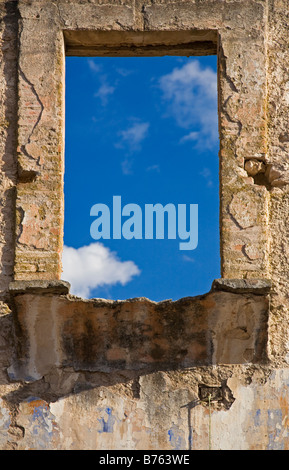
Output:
63,54,220,301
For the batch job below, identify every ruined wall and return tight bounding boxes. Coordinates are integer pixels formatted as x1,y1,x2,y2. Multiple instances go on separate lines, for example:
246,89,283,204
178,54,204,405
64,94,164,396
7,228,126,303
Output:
0,0,289,450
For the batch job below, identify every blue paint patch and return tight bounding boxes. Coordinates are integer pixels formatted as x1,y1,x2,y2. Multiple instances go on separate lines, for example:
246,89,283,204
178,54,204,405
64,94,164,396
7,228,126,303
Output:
23,397,58,449
267,408,282,426
168,425,185,450
33,405,48,422
267,409,284,450
254,409,261,427
268,432,284,451
98,407,115,433
0,402,11,433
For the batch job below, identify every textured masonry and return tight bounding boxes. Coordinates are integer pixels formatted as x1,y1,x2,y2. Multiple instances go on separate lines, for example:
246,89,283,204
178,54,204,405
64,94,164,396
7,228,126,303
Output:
0,0,289,450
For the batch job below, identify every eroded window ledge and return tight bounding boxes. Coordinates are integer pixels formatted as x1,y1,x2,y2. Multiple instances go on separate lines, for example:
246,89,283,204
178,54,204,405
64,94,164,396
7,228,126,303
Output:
8,278,270,383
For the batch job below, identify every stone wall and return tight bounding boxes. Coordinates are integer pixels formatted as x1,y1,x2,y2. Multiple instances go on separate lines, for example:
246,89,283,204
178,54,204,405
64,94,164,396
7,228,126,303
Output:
0,0,289,450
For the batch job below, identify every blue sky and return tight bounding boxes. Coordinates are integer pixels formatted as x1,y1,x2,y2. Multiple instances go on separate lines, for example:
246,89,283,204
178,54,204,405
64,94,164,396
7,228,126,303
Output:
62,55,220,301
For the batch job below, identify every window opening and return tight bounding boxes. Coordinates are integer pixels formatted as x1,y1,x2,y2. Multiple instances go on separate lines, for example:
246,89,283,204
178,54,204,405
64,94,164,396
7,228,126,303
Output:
63,55,219,301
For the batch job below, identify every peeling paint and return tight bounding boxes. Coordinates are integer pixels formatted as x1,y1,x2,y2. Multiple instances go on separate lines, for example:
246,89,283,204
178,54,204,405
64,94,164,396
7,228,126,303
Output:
98,408,116,434
168,425,186,450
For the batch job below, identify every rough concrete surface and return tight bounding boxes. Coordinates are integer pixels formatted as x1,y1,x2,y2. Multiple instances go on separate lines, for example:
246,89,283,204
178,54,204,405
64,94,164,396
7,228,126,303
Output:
0,0,289,450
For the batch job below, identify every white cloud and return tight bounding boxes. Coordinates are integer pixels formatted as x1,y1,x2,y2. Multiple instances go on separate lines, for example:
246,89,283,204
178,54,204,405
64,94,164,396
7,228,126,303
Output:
117,121,150,153
87,59,116,106
116,121,150,174
62,243,140,298
94,83,115,106
116,67,134,77
121,158,134,175
88,59,102,73
146,164,160,173
179,131,199,144
158,59,218,149
182,254,195,263
200,167,213,187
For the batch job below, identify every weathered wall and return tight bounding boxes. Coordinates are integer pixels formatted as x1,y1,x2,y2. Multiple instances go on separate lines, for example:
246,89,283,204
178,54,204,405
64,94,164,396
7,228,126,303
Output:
0,0,289,450
8,279,270,381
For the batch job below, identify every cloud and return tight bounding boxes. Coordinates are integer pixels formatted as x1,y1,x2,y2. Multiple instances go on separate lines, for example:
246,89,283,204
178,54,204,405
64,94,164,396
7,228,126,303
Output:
121,158,134,175
182,254,195,263
62,243,140,298
179,131,199,144
116,67,134,77
117,121,150,153
158,59,218,149
94,83,115,106
88,59,102,73
146,164,160,173
200,167,213,187
87,59,116,106
115,121,150,174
